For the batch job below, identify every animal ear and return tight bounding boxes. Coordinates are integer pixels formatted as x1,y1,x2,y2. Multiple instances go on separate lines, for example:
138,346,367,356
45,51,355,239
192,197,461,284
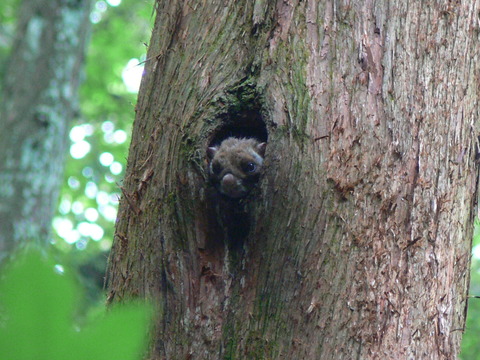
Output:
207,146,217,160
256,142,267,157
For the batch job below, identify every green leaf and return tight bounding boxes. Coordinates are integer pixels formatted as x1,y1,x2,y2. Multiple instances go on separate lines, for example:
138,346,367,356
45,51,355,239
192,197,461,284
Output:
77,303,152,359
0,249,151,360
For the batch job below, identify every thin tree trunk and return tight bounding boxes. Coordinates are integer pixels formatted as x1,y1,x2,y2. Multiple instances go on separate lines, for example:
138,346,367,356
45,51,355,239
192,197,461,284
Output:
0,0,92,260
107,1,479,358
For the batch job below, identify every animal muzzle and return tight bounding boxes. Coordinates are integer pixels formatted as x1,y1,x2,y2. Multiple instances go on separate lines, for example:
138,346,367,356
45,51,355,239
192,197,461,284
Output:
220,173,246,198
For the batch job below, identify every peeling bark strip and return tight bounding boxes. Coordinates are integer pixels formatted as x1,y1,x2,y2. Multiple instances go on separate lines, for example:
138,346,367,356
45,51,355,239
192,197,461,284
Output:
107,1,479,359
0,0,92,259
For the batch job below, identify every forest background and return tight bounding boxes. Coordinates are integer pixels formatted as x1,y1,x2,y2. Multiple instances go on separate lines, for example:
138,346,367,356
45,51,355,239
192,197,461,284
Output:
1,0,480,359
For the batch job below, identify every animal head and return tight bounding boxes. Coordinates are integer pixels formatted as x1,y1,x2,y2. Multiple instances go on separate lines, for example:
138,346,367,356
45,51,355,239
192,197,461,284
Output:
207,138,267,198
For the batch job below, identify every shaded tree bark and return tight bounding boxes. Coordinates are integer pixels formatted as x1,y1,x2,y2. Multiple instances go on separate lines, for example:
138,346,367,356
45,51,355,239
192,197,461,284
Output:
107,1,479,359
0,0,92,260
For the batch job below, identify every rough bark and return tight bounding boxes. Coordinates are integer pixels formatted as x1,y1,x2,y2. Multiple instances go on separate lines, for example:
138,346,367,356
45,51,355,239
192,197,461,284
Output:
107,1,479,359
0,0,92,260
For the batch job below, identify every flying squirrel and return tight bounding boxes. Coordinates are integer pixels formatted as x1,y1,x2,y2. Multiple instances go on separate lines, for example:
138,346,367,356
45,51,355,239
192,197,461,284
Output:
207,137,267,199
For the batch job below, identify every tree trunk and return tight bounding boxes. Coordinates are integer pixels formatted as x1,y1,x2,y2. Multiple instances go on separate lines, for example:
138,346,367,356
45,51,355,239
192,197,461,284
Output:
0,0,92,259
106,1,479,359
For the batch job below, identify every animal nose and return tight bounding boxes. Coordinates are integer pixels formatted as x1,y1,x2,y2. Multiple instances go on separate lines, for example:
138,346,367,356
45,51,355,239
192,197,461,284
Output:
222,173,236,186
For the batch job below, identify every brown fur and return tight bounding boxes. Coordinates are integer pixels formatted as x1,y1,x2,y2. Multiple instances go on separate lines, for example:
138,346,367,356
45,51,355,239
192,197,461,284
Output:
207,138,267,198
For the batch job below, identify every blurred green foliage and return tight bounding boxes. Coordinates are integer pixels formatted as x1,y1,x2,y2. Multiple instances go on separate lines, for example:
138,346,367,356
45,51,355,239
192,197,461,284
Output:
0,248,152,360
460,219,480,359
47,0,154,312
0,0,154,318
54,0,153,258
0,0,21,81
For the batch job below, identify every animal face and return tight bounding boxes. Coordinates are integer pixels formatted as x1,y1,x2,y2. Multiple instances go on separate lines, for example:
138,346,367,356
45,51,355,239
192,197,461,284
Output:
207,138,267,198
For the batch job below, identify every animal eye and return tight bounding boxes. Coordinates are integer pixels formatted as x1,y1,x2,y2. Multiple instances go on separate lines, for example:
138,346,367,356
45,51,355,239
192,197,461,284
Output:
211,162,222,175
244,162,256,173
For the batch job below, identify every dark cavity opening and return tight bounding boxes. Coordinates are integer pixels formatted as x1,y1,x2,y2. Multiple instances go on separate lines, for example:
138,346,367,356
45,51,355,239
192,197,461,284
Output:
207,79,270,146
208,109,268,146
204,82,269,245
